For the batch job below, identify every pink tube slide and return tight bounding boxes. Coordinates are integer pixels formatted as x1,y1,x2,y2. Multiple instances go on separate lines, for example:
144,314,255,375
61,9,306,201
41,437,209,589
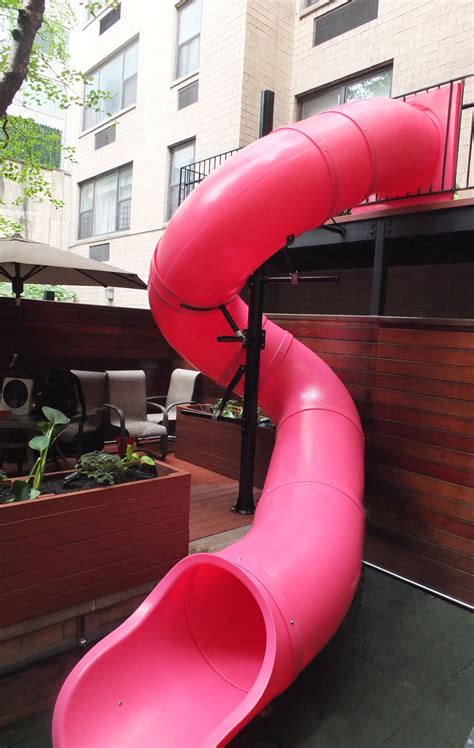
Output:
53,90,459,747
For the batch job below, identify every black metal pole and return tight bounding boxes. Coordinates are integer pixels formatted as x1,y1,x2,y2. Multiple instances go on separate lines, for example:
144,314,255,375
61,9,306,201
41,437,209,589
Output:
369,218,388,315
233,90,274,515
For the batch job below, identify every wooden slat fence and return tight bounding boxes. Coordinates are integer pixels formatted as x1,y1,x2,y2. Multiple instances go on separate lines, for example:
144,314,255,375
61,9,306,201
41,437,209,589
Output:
0,298,176,397
272,314,473,606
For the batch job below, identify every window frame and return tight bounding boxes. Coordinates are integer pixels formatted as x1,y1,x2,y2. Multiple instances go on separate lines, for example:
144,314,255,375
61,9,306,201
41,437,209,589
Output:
78,163,133,240
175,0,202,80
298,65,393,120
166,139,196,220
82,37,139,131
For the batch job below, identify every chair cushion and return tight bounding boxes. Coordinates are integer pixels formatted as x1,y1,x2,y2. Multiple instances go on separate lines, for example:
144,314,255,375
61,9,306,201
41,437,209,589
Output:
124,419,167,438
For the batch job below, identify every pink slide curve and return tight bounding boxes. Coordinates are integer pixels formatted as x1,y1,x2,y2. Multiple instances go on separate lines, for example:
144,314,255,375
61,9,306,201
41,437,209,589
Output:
53,88,461,747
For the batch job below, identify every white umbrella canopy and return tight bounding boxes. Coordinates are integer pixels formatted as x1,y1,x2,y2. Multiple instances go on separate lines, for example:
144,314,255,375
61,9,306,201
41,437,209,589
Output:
0,235,147,300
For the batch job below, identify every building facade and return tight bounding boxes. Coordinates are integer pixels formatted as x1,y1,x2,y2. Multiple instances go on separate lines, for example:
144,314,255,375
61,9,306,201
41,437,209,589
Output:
67,0,473,307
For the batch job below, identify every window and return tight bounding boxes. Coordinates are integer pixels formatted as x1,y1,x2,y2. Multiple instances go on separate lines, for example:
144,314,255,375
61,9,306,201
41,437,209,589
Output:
178,80,199,110
175,0,202,79
95,124,116,149
314,0,379,45
79,164,132,239
100,4,121,34
89,243,110,261
298,67,392,119
83,38,139,130
167,140,195,219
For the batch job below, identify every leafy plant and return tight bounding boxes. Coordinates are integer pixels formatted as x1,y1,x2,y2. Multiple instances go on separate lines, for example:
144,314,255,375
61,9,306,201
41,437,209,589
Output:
211,399,271,425
0,0,119,235
75,446,155,485
75,451,125,485
12,405,69,501
211,398,243,420
0,468,7,484
0,282,77,301
121,444,155,471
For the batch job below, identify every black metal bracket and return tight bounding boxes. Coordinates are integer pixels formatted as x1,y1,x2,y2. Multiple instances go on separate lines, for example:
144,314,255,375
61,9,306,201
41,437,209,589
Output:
242,328,266,349
265,274,340,284
320,218,346,236
216,304,246,345
213,364,246,421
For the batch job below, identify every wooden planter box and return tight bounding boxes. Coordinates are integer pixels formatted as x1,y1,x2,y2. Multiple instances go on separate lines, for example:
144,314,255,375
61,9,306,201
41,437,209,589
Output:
0,462,191,628
175,406,275,488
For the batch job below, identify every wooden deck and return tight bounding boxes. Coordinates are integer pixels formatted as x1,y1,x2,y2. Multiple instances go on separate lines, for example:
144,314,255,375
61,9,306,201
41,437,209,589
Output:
156,454,255,541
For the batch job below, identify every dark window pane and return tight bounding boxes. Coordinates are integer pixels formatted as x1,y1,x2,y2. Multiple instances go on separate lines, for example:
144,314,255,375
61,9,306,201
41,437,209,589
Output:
95,124,116,149
178,80,198,110
79,211,93,239
100,4,121,34
314,0,379,46
117,199,131,230
89,243,110,261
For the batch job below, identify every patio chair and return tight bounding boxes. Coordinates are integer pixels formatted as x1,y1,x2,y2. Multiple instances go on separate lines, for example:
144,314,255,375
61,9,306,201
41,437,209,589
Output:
147,368,201,437
57,370,107,458
105,368,200,458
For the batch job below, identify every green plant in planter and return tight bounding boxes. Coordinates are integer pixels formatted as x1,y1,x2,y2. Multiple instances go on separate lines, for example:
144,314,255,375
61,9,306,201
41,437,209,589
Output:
75,446,155,486
121,444,155,472
75,451,126,485
13,406,70,501
0,469,7,485
211,398,271,425
211,399,243,419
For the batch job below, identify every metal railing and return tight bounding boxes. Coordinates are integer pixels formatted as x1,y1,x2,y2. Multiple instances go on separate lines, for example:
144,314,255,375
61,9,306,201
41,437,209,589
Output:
359,75,474,206
178,148,241,205
178,75,473,209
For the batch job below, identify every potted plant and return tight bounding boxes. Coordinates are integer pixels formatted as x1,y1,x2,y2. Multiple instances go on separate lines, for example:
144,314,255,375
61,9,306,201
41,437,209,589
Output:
0,409,191,628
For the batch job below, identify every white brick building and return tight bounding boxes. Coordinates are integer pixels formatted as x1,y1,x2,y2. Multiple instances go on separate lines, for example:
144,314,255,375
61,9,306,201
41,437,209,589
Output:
67,0,473,307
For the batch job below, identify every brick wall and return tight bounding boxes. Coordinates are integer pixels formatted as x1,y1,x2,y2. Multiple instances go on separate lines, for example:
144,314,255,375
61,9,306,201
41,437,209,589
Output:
239,0,296,143
67,0,473,309
0,582,155,727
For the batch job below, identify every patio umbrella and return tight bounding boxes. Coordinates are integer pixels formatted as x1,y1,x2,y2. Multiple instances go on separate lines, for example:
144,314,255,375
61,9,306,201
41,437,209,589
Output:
0,234,147,302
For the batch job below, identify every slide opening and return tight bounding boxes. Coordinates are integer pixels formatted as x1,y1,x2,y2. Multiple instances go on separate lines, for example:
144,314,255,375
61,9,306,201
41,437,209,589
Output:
55,563,270,747
184,563,267,692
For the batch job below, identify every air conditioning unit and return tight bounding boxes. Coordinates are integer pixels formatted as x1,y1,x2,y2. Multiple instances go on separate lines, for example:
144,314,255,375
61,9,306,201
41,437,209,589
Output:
2,378,34,415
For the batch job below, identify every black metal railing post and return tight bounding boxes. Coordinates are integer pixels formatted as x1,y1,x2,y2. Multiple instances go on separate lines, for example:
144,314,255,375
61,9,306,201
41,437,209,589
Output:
233,90,274,515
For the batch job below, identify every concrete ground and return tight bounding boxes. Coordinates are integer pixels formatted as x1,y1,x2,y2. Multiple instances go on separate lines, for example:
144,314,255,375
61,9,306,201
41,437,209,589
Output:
0,566,472,748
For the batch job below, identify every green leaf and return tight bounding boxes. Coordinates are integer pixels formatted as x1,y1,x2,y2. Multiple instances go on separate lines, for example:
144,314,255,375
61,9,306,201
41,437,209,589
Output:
13,480,32,501
42,406,70,425
37,420,49,434
30,488,41,499
28,434,49,452
140,456,155,466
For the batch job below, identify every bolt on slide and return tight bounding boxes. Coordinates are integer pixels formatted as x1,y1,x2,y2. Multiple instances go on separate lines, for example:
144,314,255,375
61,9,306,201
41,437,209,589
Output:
53,85,461,747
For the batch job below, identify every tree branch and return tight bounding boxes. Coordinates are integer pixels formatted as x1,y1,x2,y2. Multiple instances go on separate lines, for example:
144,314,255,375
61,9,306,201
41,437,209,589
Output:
0,0,46,118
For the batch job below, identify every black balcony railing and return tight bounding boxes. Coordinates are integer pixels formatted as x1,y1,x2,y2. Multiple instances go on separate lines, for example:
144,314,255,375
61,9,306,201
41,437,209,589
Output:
178,148,241,206
178,75,473,209
360,75,474,206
